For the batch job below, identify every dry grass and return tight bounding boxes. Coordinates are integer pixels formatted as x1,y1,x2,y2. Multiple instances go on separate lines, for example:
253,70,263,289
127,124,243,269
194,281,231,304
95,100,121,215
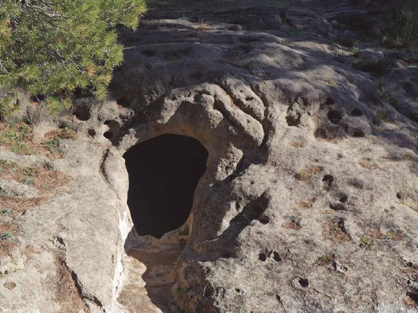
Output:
291,141,305,148
0,197,45,218
0,198,45,258
400,152,417,162
0,122,34,155
34,169,67,192
44,128,76,141
297,197,316,209
401,267,418,281
54,253,86,313
324,78,342,86
0,166,67,262
359,159,381,170
282,221,302,230
385,230,404,241
322,222,351,243
403,295,418,310
0,223,19,257
362,228,404,243
315,254,335,267
0,223,18,235
0,159,68,261
0,239,18,258
0,122,76,159
3,282,16,290
364,228,384,240
398,193,418,213
295,166,323,181
0,123,73,280
0,161,67,194
407,204,418,214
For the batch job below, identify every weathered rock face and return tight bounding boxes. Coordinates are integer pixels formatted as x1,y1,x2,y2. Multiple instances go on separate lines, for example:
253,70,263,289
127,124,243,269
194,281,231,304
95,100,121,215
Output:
1,0,418,312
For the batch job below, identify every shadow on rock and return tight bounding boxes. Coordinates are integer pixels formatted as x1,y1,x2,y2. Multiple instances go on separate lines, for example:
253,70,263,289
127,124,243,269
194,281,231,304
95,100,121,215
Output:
120,227,186,313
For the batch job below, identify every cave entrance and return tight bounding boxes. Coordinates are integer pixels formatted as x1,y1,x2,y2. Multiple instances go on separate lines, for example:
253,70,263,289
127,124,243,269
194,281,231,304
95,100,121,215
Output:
124,134,208,238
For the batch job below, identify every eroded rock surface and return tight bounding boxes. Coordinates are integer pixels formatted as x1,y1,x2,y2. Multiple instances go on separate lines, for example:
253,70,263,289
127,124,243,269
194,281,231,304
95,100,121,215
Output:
1,0,418,312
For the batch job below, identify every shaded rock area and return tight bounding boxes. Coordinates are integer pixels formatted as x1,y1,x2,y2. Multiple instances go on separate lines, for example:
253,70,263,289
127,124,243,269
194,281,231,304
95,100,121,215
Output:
124,134,208,238
1,0,418,312
118,236,184,313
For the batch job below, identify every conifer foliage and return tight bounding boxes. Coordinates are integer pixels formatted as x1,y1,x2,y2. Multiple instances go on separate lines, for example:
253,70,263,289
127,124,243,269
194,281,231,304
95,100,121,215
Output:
0,0,146,115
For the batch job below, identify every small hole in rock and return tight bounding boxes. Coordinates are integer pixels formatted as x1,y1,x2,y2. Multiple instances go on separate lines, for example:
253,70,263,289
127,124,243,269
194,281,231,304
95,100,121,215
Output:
58,121,70,129
299,278,309,288
351,108,363,117
117,97,131,108
258,215,270,225
315,128,328,140
342,123,349,132
314,128,329,139
73,106,91,121
396,192,403,199
30,94,45,102
406,291,418,305
352,130,365,138
286,115,301,127
327,110,343,124
349,178,364,189
22,118,31,125
272,252,281,262
259,253,267,261
326,97,335,105
322,175,334,190
402,82,415,96
104,120,121,144
88,129,96,137
340,195,348,203
104,132,113,139
330,203,346,211
337,219,346,230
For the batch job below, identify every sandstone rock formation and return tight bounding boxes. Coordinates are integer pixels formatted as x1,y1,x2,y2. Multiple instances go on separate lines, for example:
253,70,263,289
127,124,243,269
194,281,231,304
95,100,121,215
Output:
1,0,418,312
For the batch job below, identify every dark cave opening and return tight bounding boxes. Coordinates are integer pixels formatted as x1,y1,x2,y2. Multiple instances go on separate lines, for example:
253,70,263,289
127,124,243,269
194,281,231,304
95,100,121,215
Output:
124,134,208,238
